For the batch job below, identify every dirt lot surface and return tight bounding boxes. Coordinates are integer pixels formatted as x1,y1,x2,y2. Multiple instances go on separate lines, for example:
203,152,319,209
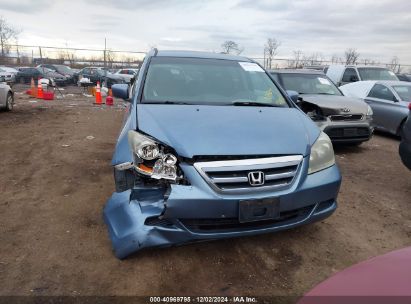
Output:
1,85,411,297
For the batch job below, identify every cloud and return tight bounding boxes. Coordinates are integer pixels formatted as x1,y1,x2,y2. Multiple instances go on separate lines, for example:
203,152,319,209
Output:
0,0,54,13
0,0,411,65
87,0,209,10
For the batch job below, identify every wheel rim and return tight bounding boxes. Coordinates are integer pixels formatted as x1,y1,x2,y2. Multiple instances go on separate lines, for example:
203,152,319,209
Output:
6,94,13,110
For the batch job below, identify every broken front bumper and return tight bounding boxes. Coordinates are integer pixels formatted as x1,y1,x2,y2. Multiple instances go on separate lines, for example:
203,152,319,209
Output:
316,120,373,144
104,158,341,259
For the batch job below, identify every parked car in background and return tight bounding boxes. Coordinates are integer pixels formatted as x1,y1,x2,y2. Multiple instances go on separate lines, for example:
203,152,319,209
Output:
37,64,76,84
399,108,411,170
270,69,373,144
327,65,399,87
76,67,124,88
115,68,139,83
105,49,342,259
0,78,14,111
15,67,68,86
0,66,18,76
396,74,411,82
340,81,411,136
0,67,16,83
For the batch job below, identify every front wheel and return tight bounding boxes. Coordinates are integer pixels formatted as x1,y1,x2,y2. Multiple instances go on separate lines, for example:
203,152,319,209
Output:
5,92,13,111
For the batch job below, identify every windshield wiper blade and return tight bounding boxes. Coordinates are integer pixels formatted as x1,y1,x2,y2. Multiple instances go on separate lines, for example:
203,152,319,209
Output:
144,101,190,105
232,101,277,107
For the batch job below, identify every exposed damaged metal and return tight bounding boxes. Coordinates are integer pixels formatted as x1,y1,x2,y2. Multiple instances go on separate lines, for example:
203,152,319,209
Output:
104,50,342,259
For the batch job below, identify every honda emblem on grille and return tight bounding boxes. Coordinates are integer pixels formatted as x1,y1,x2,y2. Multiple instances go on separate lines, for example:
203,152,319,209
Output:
341,108,351,113
248,171,265,186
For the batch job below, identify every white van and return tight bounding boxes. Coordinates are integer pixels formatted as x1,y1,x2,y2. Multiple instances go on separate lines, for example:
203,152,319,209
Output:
326,65,398,87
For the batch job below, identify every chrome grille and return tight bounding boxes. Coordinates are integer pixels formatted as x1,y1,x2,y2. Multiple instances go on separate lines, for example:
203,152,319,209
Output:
329,114,363,121
194,156,302,193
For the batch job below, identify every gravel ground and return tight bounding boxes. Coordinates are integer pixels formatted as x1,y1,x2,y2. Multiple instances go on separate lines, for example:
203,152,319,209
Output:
0,85,410,298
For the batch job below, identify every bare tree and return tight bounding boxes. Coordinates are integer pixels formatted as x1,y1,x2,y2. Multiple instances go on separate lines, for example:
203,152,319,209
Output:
301,52,324,66
344,48,360,65
106,50,116,68
387,56,401,73
221,40,243,55
331,54,343,64
264,38,281,69
0,16,20,57
287,50,304,68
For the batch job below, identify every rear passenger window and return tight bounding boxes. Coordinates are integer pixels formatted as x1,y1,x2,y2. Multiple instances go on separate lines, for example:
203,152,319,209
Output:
367,84,396,101
342,68,358,82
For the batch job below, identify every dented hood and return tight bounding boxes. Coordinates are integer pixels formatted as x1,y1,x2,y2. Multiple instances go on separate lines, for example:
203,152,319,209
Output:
136,104,317,158
300,94,368,116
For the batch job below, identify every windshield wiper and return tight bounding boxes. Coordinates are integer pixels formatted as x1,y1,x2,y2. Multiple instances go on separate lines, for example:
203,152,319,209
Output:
232,101,277,107
144,101,190,105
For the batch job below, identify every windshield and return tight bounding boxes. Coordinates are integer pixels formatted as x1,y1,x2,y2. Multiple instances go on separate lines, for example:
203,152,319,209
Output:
279,73,342,96
392,85,411,101
55,65,72,73
37,67,53,73
142,57,288,107
357,68,398,81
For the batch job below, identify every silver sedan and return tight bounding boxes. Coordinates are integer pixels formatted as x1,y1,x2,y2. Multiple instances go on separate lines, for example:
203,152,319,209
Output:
0,77,14,111
340,80,411,136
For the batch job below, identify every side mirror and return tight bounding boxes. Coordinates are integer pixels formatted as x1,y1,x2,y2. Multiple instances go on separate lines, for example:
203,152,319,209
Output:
112,84,130,101
286,90,300,104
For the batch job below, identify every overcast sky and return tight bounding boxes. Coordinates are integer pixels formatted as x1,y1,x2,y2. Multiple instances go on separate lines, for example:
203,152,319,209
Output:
1,0,411,63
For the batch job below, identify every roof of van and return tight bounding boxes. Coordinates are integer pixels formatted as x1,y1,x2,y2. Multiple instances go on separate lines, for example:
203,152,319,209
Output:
268,69,324,74
155,50,252,62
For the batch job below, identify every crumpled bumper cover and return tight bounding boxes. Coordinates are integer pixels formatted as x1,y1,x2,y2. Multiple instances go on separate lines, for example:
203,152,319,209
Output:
103,162,341,259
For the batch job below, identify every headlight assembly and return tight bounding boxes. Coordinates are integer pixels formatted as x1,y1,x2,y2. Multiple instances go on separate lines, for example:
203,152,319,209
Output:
128,130,178,181
308,132,335,174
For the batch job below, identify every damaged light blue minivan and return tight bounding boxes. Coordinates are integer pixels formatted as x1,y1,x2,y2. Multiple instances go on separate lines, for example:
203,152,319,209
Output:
104,49,342,259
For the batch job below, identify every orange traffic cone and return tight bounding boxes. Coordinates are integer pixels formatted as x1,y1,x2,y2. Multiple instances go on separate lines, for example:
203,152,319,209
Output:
37,78,44,99
108,88,113,97
95,81,102,104
30,78,36,97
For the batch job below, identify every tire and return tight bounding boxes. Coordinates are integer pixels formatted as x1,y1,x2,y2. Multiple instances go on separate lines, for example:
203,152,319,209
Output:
5,92,13,111
397,120,406,138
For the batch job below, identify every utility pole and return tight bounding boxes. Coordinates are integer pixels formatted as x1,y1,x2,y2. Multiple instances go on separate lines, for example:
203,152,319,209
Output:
104,38,107,77
39,46,42,65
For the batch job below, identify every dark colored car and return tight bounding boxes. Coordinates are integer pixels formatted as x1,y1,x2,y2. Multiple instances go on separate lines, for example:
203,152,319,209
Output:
37,64,76,84
399,106,411,170
269,69,374,144
396,74,411,82
76,67,124,88
15,67,68,86
104,49,342,259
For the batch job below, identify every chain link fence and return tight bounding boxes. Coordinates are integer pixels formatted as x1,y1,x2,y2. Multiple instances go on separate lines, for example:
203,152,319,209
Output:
0,44,146,69
1,44,410,73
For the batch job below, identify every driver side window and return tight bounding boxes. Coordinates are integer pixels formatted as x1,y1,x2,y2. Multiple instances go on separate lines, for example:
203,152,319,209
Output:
342,68,358,82
367,84,396,101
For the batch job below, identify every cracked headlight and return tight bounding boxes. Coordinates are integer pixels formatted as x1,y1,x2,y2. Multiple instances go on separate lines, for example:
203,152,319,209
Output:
128,130,178,181
308,132,335,174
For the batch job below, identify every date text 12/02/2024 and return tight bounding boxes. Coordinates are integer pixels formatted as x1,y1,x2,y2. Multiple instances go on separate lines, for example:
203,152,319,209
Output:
149,296,257,303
